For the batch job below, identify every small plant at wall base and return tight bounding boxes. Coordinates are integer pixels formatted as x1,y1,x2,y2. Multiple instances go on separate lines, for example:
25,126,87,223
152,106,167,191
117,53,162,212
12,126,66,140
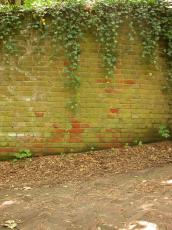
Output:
14,149,32,160
158,125,171,139
0,0,171,113
133,140,143,146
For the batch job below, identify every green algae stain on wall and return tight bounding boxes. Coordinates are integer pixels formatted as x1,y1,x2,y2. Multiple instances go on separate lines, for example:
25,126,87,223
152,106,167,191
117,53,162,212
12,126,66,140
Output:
0,27,171,157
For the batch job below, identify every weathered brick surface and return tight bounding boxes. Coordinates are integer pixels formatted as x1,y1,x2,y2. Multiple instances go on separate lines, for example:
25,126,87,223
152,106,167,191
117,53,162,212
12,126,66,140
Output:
0,25,171,157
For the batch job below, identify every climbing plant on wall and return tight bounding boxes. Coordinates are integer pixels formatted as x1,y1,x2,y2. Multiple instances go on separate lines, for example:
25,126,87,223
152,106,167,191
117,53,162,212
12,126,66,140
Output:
0,0,171,112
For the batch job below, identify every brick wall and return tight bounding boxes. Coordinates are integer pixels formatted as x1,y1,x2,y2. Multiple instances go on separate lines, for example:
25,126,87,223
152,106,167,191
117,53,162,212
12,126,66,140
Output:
0,24,171,158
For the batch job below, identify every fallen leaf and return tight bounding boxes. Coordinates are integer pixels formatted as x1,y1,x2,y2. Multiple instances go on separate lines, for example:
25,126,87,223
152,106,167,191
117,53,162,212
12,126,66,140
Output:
0,200,16,208
2,220,17,229
23,186,32,190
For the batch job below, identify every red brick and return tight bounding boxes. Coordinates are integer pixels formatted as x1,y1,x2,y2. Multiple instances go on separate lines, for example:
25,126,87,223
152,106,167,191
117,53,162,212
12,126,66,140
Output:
64,60,69,66
124,80,136,84
69,128,84,133
96,79,112,83
52,129,65,133
71,119,80,128
103,144,114,148
33,144,44,148
119,79,136,84
81,123,90,128
105,88,122,94
70,118,79,123
35,112,44,117
53,123,59,128
0,148,16,153
69,138,82,143
106,128,113,132
110,108,119,113
112,134,121,138
114,69,121,74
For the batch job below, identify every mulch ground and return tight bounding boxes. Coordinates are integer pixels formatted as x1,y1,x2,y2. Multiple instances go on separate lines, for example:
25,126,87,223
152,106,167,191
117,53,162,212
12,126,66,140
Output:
0,141,172,189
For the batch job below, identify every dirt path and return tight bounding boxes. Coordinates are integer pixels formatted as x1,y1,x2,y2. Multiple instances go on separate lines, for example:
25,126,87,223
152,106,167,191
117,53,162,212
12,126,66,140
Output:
0,164,172,230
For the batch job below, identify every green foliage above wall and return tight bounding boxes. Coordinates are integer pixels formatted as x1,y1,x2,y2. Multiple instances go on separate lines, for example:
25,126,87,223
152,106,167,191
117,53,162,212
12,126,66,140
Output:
0,0,171,112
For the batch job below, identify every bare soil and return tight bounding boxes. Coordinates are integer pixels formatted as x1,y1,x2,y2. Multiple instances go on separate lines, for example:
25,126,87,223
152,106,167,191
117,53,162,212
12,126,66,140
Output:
0,141,172,229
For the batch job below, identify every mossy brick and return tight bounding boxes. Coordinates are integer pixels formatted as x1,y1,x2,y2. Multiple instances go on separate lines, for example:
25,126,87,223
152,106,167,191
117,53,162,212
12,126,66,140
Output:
0,25,171,157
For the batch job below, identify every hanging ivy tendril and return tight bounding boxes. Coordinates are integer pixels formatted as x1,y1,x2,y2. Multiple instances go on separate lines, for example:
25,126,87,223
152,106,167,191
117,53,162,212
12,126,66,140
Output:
90,2,121,79
50,1,88,113
0,0,171,112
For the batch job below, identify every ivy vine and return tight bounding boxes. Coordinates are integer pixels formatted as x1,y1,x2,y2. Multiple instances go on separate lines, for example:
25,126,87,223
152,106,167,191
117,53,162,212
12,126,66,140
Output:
50,1,88,113
0,0,171,112
90,2,121,78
